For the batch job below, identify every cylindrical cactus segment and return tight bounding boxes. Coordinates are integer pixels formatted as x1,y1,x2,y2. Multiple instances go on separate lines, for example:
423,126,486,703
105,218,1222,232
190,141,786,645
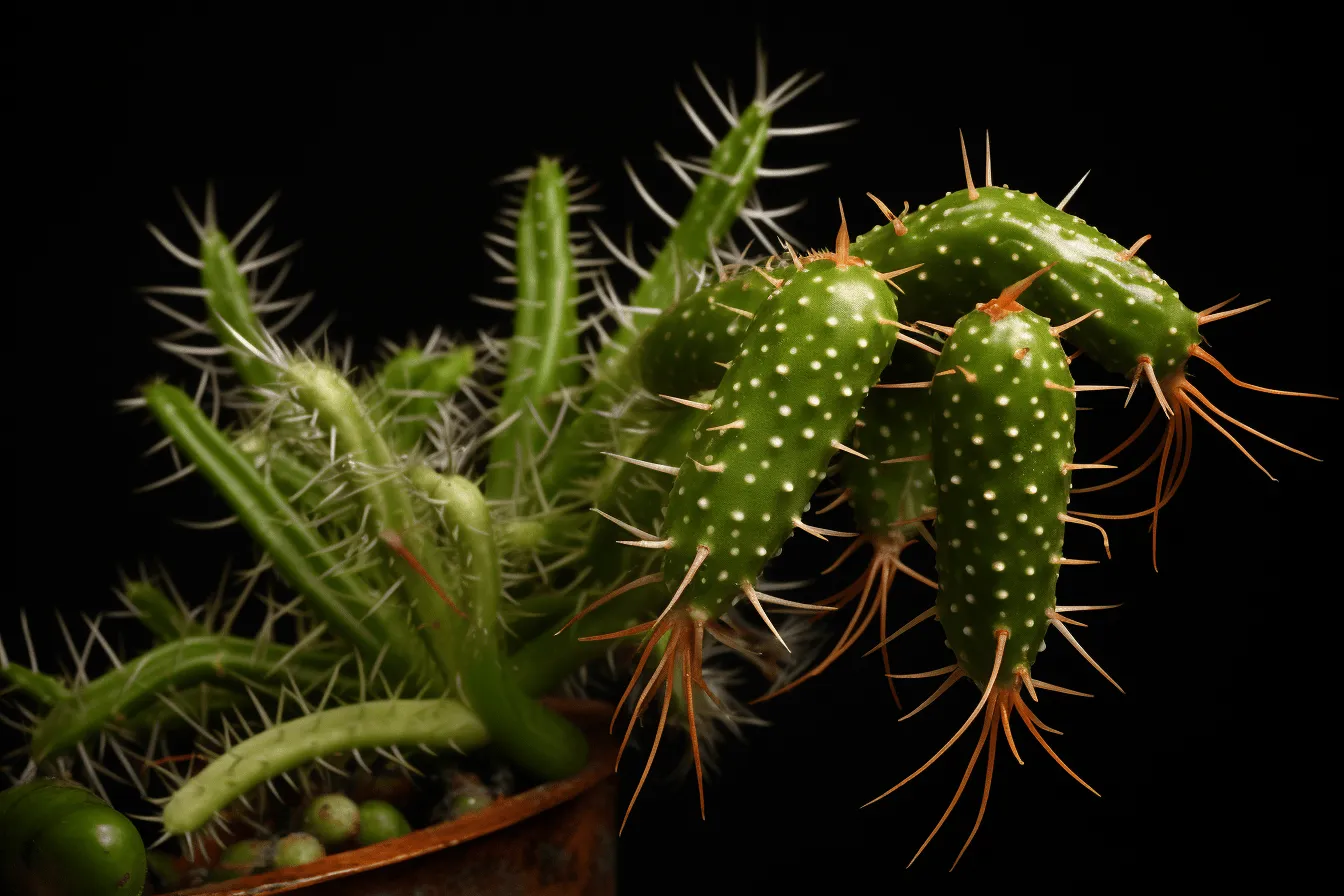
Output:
637,267,777,397
282,360,466,676
855,157,1333,563
866,269,1118,869
571,217,918,831
407,468,588,781
930,271,1075,690
486,159,583,503
28,636,351,763
665,237,905,627
757,346,942,706
161,699,490,835
854,185,1199,376
848,351,940,535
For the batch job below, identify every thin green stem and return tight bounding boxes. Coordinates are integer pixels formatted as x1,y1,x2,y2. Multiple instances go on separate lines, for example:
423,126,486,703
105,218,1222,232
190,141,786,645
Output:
161,699,489,834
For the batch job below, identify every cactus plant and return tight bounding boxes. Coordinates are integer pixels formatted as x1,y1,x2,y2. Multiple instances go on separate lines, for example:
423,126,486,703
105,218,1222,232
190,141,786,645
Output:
3,35,1328,886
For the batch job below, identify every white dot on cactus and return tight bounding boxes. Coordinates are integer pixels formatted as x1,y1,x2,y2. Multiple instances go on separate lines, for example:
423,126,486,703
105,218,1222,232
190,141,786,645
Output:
825,347,837,358
731,510,744,522
806,395,820,406
1006,427,1020,437
983,490,997,500
744,473,755,483
1025,618,1035,627
972,435,984,445
989,459,1001,469
697,497,710,509
810,360,821,370
756,546,768,556
996,590,1009,599
826,316,839,326
965,564,976,575
963,625,974,636
802,428,815,439
1025,566,1036,575
965,519,977,529
783,482,794,492
779,405,791,416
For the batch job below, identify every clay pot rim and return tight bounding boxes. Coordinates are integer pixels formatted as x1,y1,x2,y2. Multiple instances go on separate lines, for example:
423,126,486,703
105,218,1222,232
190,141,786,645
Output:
166,698,617,896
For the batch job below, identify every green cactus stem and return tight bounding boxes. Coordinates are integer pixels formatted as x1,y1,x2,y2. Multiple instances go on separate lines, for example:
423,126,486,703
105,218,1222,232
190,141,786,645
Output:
409,468,587,780
161,699,489,835
142,382,441,690
485,159,584,504
280,360,465,677
864,268,1121,869
28,636,352,763
854,140,1332,561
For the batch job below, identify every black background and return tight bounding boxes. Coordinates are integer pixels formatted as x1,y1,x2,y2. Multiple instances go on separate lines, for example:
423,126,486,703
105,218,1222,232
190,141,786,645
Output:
9,8,1338,890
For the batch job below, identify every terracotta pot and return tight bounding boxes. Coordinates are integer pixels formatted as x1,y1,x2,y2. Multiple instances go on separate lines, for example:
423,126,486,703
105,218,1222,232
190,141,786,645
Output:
166,699,618,896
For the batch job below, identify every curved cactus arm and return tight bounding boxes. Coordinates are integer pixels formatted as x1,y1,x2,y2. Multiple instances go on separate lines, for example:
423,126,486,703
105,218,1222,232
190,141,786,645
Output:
116,580,203,642
369,343,475,453
142,383,440,689
408,468,587,781
161,699,489,835
28,636,350,764
282,361,465,678
485,159,582,503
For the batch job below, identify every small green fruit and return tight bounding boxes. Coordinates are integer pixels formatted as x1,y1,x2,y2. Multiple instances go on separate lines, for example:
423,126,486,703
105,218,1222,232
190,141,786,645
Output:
272,832,326,868
450,792,492,818
356,800,412,846
209,839,272,881
301,793,361,847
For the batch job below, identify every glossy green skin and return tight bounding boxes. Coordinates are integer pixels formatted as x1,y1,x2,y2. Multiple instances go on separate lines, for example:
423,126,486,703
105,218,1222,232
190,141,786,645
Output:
931,305,1075,689
854,187,1201,376
0,778,147,896
272,833,325,868
638,272,776,396
664,259,899,618
846,350,939,533
356,800,411,846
